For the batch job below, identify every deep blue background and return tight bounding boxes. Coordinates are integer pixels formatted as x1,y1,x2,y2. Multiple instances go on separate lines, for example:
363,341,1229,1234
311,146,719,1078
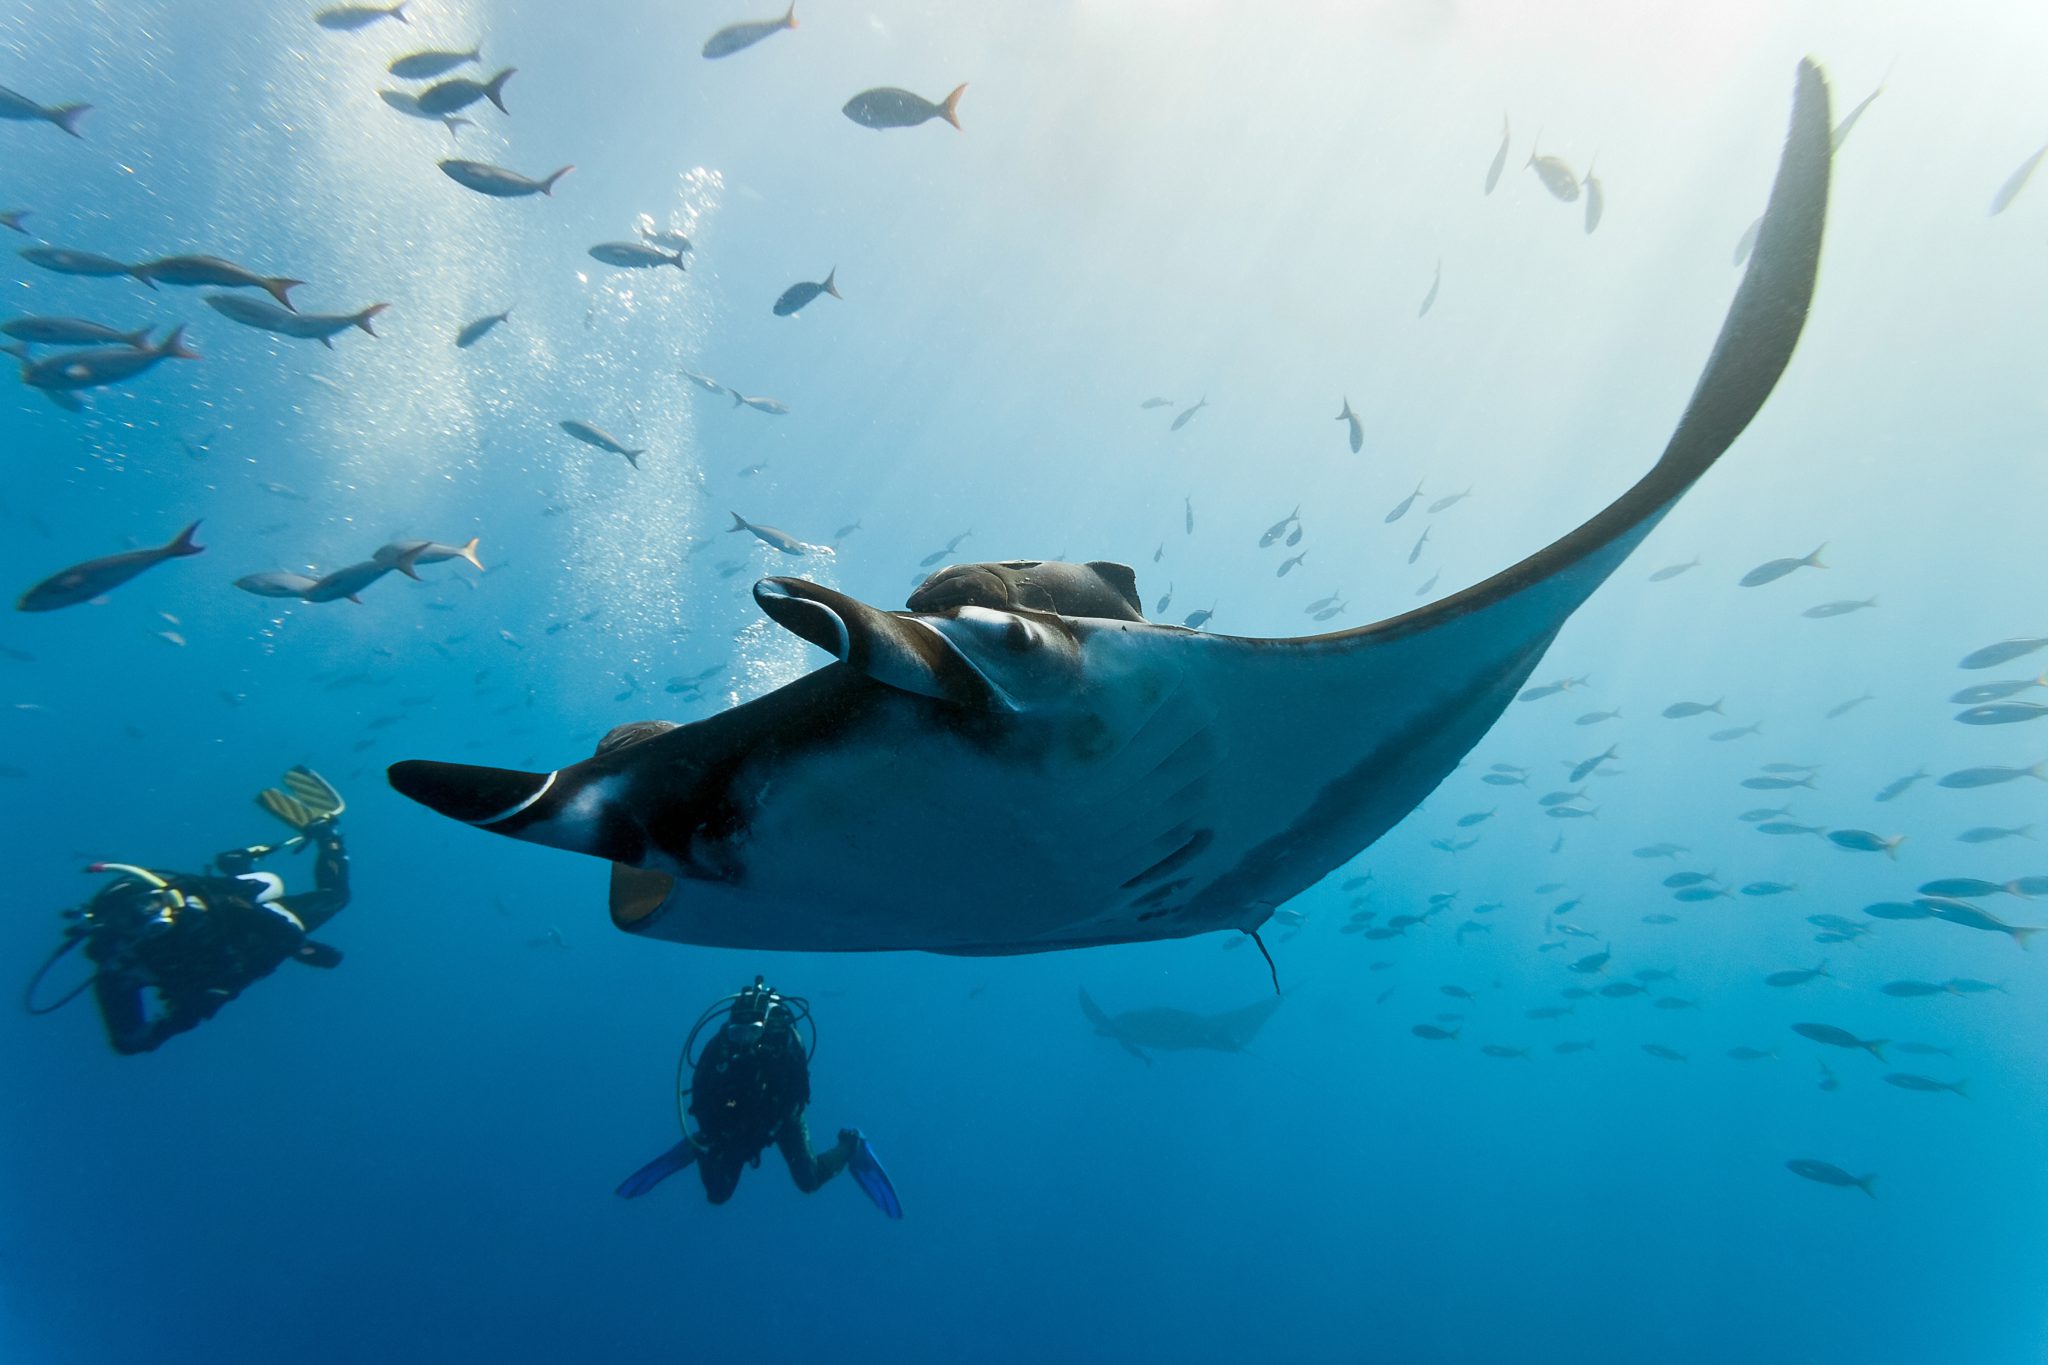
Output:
2,2,2044,1362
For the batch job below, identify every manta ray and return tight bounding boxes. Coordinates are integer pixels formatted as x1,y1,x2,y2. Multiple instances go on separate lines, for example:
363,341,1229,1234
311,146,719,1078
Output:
1078,987,1285,1065
390,62,1831,959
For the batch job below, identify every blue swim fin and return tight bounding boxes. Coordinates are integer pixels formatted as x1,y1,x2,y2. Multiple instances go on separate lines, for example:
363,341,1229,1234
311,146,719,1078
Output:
615,1139,698,1200
846,1134,902,1219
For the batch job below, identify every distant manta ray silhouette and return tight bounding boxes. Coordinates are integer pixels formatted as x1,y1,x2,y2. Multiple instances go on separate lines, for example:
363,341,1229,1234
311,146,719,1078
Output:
390,61,1832,958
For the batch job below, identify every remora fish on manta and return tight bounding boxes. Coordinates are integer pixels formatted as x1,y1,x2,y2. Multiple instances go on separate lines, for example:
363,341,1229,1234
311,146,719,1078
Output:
388,63,1831,959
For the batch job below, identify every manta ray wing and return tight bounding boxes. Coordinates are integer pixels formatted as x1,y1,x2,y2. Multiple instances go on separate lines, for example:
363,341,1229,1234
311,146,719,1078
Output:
389,61,1830,958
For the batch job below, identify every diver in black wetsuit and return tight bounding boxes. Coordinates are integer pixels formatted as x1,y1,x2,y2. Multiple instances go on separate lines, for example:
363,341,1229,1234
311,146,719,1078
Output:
616,977,903,1218
26,767,351,1055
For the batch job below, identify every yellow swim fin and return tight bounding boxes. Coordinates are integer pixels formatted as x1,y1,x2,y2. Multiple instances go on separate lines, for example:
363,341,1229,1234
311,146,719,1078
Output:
281,766,346,820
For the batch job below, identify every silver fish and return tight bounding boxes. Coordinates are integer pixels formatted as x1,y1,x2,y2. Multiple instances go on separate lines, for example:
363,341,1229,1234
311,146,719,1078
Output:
1785,1160,1875,1197
1739,544,1826,586
1950,675,2047,704
0,84,89,136
234,570,320,599
1418,260,1440,318
1804,597,1875,618
375,538,483,572
440,160,573,197
1,317,150,348
1170,397,1207,431
1428,488,1472,514
20,327,197,391
703,4,798,59
314,3,408,31
1336,398,1363,452
1873,768,1927,802
1259,507,1300,548
1527,145,1580,202
1765,963,1827,987
1662,699,1723,719
131,254,302,308
1937,762,2045,789
1582,159,1605,233
1384,483,1424,524
1791,1022,1886,1058
730,391,790,414
681,368,724,394
1484,115,1508,194
456,310,511,348
1408,527,1429,565
389,46,481,80
1991,143,2048,216
559,420,644,468
302,560,397,604
417,69,513,117
1959,637,2048,670
1957,701,2048,726
590,241,686,270
1648,556,1700,581
19,246,131,279
1884,1073,1967,1097
728,513,828,557
1957,825,2031,844
205,294,387,347
773,269,840,317
843,84,966,131
377,89,470,139
17,521,202,611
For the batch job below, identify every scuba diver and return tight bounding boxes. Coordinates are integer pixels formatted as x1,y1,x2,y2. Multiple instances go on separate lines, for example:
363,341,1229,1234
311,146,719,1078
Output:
24,767,351,1055
616,976,902,1219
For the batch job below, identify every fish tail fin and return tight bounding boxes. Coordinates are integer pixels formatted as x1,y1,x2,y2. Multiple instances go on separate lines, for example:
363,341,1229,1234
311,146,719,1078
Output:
355,303,390,335
166,520,204,557
940,83,967,131
458,537,484,571
443,117,468,139
1952,1079,1970,1099
1806,542,1828,568
728,512,748,532
785,1,798,26
50,103,90,137
626,450,644,469
1858,1175,1877,1199
731,389,745,407
123,328,152,348
1884,835,1904,861
823,267,839,298
158,325,198,360
2016,927,2040,951
132,268,158,291
393,2,409,21
265,278,305,311
318,337,334,350
485,68,515,114
1866,1039,1888,1060
541,165,574,195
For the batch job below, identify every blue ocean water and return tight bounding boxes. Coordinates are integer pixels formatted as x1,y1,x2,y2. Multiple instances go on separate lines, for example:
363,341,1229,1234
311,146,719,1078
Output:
3,2,2045,1361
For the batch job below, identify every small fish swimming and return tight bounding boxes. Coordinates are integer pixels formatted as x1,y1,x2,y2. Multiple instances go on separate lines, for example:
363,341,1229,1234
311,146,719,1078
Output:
389,46,481,80
1950,675,2048,705
456,310,511,348
1276,550,1307,578
234,570,321,599
315,3,408,30
1182,605,1216,630
1728,1047,1775,1062
1170,397,1208,432
1710,723,1762,741
730,391,790,415
1521,675,1588,704
1407,528,1429,566
728,513,828,557
703,5,798,59
17,521,203,611
1184,497,1194,534
417,69,514,117
1916,897,2041,947
1785,1159,1875,1197
1140,397,1174,410
1484,115,1509,194
1582,160,1605,233
1884,1073,1967,1097
205,294,387,347
1739,544,1826,586
132,254,302,309
1877,981,1950,999
1825,691,1875,719
773,269,840,317
1642,1044,1686,1062
1957,701,2048,726
1,317,151,348
20,327,197,392
919,531,973,567
1791,1023,1886,1058
843,84,966,132
1756,821,1825,837
1568,744,1616,784
1990,143,2048,216
1803,597,1876,618
377,89,471,138
302,558,410,604
1410,1024,1459,1042
375,538,484,573
1381,483,1425,525
1937,762,2045,789
1764,963,1828,988
680,368,724,394
1418,260,1440,318
18,246,133,280
440,160,573,198
1743,774,1815,791
1427,488,1472,514
1336,399,1363,453
1648,556,1701,582
559,420,645,468
1527,142,1580,202
1957,825,2031,844
1662,699,1724,719
0,84,90,136
1742,881,1797,896
589,242,686,271
1154,584,1173,615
